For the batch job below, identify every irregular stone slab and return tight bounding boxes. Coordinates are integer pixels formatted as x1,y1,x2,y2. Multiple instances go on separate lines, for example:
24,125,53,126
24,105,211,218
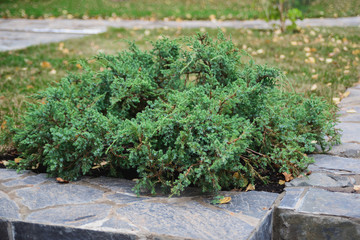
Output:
279,188,307,209
0,169,29,180
336,122,360,143
11,221,137,240
0,191,20,219
273,208,360,240
339,96,360,107
2,174,49,187
345,88,360,97
339,113,360,122
101,218,139,232
106,193,148,204
329,143,360,158
338,106,360,115
309,154,360,174
26,204,112,227
298,188,360,218
248,211,273,240
286,172,355,187
116,200,255,239
15,183,104,210
82,177,136,194
215,191,279,218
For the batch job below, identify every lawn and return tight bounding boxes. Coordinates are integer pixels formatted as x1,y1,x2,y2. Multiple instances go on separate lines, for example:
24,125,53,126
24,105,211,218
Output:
1,0,360,20
1,26,360,150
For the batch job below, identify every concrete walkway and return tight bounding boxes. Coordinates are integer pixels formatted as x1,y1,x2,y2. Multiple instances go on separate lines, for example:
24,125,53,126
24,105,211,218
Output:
1,16,360,51
1,85,360,239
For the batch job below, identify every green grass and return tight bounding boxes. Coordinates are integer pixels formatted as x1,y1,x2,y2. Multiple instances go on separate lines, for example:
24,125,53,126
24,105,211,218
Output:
1,26,360,150
1,0,359,20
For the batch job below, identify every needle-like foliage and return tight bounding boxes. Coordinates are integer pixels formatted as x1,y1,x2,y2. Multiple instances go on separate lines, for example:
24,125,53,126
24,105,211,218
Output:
8,32,340,195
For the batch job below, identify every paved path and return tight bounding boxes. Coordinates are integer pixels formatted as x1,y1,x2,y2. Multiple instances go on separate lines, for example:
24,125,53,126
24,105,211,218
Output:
1,85,360,239
1,16,360,51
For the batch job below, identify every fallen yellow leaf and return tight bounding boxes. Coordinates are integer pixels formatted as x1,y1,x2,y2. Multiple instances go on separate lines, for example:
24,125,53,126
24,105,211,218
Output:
62,48,69,54
14,158,22,164
332,97,340,104
76,63,83,69
354,185,360,191
31,163,40,170
305,57,316,64
26,85,34,89
346,109,357,113
279,180,286,185
58,42,64,50
1,120,6,130
311,84,318,91
2,160,9,166
41,61,52,69
100,161,108,166
233,172,240,179
352,49,360,55
245,183,255,192
342,91,350,99
209,14,216,21
219,196,231,204
311,74,319,80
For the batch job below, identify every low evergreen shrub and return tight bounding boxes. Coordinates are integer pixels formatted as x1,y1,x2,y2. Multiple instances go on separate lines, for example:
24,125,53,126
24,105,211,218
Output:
7,32,340,195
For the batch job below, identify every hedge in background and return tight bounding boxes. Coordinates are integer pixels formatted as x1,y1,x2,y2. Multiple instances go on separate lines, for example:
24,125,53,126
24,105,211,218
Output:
8,32,340,195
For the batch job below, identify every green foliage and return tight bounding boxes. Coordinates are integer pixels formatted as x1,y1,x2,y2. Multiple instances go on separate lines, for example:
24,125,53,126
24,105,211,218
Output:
259,0,304,32
7,32,340,195
287,8,303,32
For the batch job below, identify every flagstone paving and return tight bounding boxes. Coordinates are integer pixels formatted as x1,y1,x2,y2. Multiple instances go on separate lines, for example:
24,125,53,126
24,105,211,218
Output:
0,169,278,240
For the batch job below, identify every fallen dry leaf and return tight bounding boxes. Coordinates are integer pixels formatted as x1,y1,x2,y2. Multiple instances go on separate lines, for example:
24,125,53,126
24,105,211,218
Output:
14,158,22,164
76,63,83,69
209,14,216,21
332,97,341,104
245,183,255,192
56,177,69,183
346,109,357,113
100,161,108,166
219,196,231,204
311,74,319,80
1,120,6,130
282,172,294,182
279,180,286,185
1,160,9,166
342,91,350,99
41,61,52,69
91,165,101,169
305,171,312,176
26,85,34,89
354,185,360,191
311,84,318,91
305,57,316,64
31,163,40,170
